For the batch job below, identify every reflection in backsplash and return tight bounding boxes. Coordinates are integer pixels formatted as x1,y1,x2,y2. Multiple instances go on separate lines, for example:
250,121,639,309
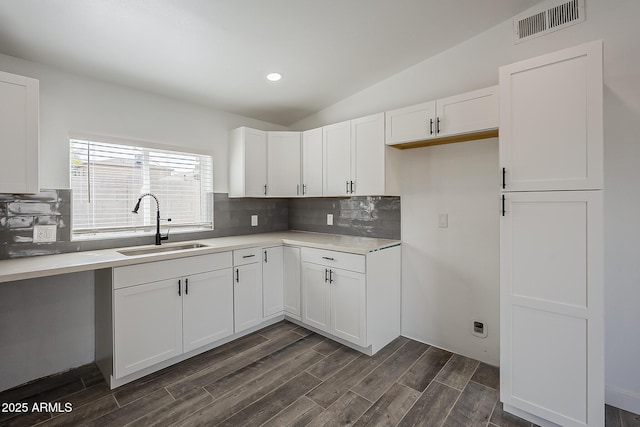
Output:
289,196,401,240
0,190,70,259
0,191,400,260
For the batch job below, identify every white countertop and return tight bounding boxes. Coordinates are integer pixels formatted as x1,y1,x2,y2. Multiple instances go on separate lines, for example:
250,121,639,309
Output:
0,231,401,284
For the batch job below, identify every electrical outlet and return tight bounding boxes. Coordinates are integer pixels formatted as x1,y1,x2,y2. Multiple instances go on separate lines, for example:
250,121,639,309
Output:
251,215,258,226
33,225,57,243
327,214,333,226
472,320,488,338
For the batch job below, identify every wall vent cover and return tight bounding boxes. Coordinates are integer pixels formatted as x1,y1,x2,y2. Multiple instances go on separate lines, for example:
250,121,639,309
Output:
513,0,585,44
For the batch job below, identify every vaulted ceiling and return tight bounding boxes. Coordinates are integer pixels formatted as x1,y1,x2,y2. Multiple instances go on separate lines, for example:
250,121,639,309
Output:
0,0,541,125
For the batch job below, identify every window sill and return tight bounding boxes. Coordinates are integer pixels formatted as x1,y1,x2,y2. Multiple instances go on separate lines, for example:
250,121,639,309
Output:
72,226,213,242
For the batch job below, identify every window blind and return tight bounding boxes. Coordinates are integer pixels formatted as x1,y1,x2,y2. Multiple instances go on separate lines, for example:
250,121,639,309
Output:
70,138,213,236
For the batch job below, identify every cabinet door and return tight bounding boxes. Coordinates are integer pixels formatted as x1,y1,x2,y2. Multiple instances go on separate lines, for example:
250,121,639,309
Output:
0,71,39,194
183,269,234,353
267,132,301,197
262,246,284,317
234,262,263,333
385,101,436,145
436,86,498,137
283,246,301,318
330,268,366,347
302,128,323,196
351,113,385,196
114,279,182,378
244,128,268,197
323,120,351,196
500,191,603,427
499,41,603,191
301,262,330,333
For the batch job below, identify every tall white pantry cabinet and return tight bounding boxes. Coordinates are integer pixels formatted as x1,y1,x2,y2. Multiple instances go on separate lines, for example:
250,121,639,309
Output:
499,41,604,427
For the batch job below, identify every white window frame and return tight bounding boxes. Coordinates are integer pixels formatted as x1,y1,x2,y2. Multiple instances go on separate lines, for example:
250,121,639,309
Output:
69,134,214,241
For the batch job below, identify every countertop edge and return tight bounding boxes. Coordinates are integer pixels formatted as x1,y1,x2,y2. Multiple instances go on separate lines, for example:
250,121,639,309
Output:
0,232,401,284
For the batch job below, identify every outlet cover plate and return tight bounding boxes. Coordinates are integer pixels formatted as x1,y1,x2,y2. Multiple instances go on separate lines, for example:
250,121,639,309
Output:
251,215,258,226
327,214,333,226
33,225,57,242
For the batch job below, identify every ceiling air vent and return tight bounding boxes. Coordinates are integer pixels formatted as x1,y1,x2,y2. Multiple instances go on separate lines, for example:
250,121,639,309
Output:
513,0,585,44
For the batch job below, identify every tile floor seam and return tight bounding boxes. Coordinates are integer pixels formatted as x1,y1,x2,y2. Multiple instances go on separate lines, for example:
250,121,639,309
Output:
437,380,465,427
348,339,414,397
392,380,428,427
485,398,499,427
257,395,308,427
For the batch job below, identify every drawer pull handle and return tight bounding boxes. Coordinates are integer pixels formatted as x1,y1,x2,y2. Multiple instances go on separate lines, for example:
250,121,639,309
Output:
324,268,328,283
178,279,181,296
242,254,255,258
185,278,189,295
329,269,334,284
235,268,239,283
322,256,335,261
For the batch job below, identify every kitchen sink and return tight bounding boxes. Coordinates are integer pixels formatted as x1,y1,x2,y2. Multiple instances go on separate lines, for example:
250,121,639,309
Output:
117,242,209,256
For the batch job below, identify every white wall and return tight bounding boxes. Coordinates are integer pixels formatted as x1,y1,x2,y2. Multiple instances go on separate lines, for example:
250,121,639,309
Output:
0,54,285,391
292,0,640,414
0,53,286,192
0,273,94,391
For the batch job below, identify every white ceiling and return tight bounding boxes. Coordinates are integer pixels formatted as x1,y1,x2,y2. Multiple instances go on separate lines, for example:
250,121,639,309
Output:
0,0,540,126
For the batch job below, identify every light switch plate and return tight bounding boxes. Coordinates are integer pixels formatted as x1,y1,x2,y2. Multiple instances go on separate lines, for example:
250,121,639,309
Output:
33,225,57,242
251,215,258,226
327,214,333,226
438,213,449,228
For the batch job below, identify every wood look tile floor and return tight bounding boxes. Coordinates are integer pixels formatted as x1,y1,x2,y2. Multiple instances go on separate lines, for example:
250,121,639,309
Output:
1,321,638,427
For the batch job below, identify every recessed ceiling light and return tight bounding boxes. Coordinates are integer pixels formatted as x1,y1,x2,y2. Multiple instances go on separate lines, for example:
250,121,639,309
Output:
266,72,282,82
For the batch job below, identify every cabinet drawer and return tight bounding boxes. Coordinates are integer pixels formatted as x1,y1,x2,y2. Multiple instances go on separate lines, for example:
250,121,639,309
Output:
114,252,232,289
301,247,365,273
233,247,262,266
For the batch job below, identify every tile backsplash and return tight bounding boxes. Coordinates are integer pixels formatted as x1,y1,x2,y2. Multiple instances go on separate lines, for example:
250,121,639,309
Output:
0,190,70,259
0,191,400,260
289,196,401,240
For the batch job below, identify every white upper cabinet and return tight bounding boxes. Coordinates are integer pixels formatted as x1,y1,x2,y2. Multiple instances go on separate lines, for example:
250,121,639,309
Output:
351,113,385,196
323,120,352,196
229,127,267,197
267,132,301,197
0,70,39,194
302,128,323,197
436,86,498,137
385,101,436,145
385,86,498,148
323,113,386,197
499,41,603,191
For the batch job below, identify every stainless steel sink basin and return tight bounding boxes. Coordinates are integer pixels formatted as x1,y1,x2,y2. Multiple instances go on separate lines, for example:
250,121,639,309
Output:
118,243,209,256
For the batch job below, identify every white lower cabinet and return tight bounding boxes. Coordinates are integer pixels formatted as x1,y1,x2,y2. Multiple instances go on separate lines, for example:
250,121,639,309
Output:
301,262,331,332
114,278,183,379
262,246,284,318
301,262,366,347
182,269,234,353
109,252,234,380
283,246,301,319
500,191,603,427
233,247,263,333
97,241,401,388
300,246,400,353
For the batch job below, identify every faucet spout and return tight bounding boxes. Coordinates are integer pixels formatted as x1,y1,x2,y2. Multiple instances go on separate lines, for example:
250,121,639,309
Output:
132,193,171,245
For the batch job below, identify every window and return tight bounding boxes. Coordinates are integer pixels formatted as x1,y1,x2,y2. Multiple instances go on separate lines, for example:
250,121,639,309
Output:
70,137,213,239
